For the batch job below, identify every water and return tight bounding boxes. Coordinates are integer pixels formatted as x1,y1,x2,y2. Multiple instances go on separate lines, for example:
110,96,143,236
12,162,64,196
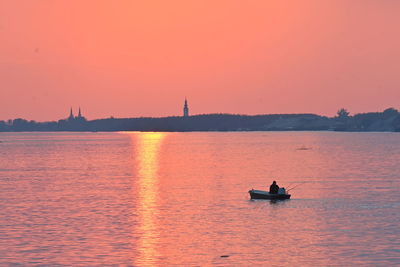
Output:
0,131,399,266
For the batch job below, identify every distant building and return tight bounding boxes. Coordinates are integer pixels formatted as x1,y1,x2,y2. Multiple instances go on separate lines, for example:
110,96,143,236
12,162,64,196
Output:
67,107,86,122
75,107,86,122
68,107,75,122
183,98,189,117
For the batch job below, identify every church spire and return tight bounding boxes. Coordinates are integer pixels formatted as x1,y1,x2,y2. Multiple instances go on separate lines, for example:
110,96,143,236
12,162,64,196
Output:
68,107,74,120
78,107,82,118
183,98,189,117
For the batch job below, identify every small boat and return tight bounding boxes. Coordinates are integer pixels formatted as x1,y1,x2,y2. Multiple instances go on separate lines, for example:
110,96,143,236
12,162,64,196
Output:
248,189,291,200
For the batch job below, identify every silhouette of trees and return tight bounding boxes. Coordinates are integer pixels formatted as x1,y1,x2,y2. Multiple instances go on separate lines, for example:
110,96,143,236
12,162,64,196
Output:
336,108,350,118
383,107,398,118
0,120,6,131
1,108,400,132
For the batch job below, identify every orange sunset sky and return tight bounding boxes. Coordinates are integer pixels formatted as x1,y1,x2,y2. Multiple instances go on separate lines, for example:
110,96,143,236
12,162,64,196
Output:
1,0,399,121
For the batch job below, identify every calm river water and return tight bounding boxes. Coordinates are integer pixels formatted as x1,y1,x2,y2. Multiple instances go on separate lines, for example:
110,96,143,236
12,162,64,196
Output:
0,131,399,266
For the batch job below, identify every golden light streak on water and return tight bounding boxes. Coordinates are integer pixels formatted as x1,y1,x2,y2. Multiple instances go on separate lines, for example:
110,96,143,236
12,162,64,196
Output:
133,132,166,265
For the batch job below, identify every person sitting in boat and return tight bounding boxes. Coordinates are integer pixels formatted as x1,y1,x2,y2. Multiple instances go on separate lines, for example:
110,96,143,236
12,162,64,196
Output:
269,181,279,194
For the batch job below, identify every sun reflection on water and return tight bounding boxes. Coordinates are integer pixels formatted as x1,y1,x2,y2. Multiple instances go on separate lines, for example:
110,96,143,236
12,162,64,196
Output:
132,132,166,265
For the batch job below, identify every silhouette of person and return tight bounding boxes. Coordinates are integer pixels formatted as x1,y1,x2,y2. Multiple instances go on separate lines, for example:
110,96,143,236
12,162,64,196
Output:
269,181,279,194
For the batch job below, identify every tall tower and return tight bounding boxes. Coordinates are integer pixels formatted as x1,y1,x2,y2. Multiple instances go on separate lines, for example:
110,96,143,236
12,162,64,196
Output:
78,107,82,118
183,98,189,117
68,107,74,121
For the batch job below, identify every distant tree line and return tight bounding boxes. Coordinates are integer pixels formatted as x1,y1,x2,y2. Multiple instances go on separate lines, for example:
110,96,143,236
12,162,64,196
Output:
1,108,400,132
333,107,400,132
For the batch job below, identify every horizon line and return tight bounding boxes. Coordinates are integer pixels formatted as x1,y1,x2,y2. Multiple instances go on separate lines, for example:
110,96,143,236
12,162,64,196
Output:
4,107,399,123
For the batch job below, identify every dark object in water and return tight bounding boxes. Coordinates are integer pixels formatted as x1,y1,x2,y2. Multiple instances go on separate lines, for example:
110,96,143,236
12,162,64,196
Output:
248,189,291,200
296,146,311,150
220,255,230,258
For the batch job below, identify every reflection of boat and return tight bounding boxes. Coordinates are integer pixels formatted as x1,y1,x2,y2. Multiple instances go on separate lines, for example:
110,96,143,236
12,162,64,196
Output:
248,189,291,200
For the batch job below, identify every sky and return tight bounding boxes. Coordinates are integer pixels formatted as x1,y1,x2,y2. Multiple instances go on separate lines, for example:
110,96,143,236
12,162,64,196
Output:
1,0,399,121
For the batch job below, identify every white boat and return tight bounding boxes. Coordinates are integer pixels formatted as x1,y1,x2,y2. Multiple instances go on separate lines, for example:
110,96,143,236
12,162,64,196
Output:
248,189,291,200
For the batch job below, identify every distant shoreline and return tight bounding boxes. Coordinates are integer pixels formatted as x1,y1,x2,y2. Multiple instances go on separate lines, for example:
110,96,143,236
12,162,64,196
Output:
1,109,400,132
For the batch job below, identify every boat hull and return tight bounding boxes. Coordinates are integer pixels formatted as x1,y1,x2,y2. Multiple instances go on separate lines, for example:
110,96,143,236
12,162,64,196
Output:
249,189,291,200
